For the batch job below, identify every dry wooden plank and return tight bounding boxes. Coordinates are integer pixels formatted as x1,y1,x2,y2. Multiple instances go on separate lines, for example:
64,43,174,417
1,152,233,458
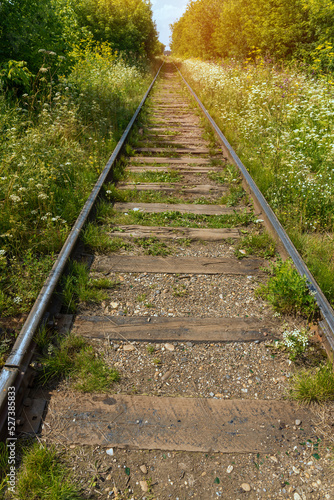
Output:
43,394,314,453
118,183,227,194
113,202,247,215
109,225,240,241
92,255,264,275
130,157,211,164
72,316,277,342
135,148,210,154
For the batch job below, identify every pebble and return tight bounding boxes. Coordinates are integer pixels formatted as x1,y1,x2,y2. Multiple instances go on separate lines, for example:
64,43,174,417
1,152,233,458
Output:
110,302,119,309
241,483,251,492
106,448,114,456
140,465,148,474
140,480,148,492
226,465,234,474
295,419,302,426
123,344,135,351
165,343,175,351
294,494,302,500
161,370,172,382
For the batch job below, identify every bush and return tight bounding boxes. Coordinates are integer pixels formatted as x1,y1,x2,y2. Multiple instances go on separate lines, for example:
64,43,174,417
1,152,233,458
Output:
256,259,317,317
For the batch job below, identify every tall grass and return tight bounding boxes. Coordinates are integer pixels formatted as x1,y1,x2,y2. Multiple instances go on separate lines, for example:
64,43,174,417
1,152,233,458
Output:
179,58,334,306
0,44,153,320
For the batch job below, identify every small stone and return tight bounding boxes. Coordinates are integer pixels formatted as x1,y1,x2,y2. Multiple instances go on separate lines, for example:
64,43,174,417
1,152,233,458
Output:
110,302,119,309
140,481,148,492
226,465,234,474
201,471,206,477
140,465,148,474
106,448,114,456
165,343,175,351
294,494,302,500
161,370,172,382
106,474,112,481
241,483,251,492
295,419,302,426
186,341,194,347
123,344,135,351
239,249,246,255
270,456,278,463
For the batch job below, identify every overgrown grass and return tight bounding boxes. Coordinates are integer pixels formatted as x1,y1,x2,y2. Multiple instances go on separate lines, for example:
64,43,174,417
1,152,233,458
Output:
61,260,118,313
179,58,334,306
256,259,317,318
11,442,83,500
290,363,334,403
0,251,55,317
134,237,171,256
236,232,276,259
40,333,120,392
82,222,131,253
0,47,152,321
109,209,254,229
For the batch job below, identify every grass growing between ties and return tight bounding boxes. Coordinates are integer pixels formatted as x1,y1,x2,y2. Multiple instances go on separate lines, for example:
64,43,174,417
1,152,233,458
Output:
40,333,120,392
109,208,254,229
62,260,118,313
134,237,171,256
82,222,131,253
236,231,276,259
256,259,317,318
7,441,83,500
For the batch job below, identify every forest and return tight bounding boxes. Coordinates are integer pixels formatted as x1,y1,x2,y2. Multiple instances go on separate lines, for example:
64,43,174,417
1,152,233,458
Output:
171,0,334,72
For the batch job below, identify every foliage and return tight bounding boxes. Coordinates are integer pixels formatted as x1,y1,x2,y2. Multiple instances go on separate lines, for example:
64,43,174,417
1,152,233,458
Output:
0,48,151,318
134,237,171,256
178,59,334,305
82,223,130,253
236,232,276,259
14,442,84,499
171,0,334,67
61,261,118,312
71,0,161,58
40,333,120,391
109,208,255,229
290,362,334,402
256,259,317,318
282,328,310,360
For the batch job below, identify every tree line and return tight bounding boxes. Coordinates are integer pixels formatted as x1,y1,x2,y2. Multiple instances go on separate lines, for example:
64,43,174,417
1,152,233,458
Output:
171,0,334,71
0,0,163,76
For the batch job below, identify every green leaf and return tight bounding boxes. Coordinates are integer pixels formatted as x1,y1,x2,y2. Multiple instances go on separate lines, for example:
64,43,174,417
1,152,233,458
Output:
312,453,320,460
125,467,130,476
214,477,220,484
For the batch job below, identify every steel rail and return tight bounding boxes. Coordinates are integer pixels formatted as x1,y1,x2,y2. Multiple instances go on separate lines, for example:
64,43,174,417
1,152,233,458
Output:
176,63,334,353
0,62,164,422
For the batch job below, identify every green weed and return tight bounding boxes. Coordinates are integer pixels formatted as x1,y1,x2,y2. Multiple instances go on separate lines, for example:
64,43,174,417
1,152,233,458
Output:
134,237,170,256
172,284,188,297
61,261,117,313
236,232,276,259
256,259,317,318
289,363,334,403
14,442,83,500
110,209,254,229
40,333,120,391
126,170,183,183
146,344,155,354
82,223,130,253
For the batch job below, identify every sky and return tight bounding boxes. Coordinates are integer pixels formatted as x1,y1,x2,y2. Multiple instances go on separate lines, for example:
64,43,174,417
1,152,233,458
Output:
151,0,189,49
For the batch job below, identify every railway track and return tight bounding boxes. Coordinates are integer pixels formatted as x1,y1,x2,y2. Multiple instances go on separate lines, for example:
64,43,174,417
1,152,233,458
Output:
1,62,334,498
